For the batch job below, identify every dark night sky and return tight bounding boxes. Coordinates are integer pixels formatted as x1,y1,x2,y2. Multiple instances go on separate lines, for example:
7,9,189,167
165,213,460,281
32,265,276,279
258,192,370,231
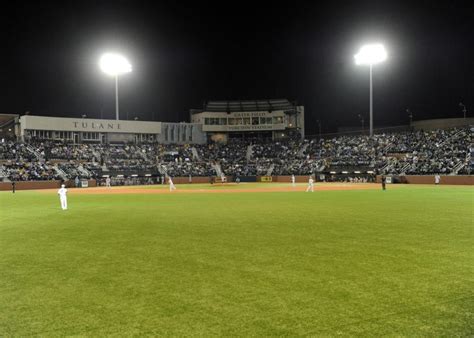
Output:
0,1,472,134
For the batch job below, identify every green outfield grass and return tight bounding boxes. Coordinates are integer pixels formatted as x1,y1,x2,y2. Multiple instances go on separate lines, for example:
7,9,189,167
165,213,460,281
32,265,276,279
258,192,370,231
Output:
0,184,473,336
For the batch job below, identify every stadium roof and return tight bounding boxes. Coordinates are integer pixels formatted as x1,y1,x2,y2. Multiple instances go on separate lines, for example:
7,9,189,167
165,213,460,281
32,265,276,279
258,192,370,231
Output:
196,99,295,113
0,113,19,127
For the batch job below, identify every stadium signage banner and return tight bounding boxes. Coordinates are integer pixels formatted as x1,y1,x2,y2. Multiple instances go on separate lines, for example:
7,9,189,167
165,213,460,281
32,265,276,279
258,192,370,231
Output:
232,112,275,118
227,124,285,131
194,110,286,119
20,116,162,134
72,121,122,130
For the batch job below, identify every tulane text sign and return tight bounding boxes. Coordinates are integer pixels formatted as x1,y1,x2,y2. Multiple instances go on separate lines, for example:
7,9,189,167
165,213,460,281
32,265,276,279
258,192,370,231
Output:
72,121,122,130
20,116,162,134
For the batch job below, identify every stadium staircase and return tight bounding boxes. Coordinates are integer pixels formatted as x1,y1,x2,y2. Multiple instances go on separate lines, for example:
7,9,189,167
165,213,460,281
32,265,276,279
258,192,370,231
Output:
0,118,15,130
298,143,309,157
438,128,466,147
191,147,201,161
26,145,43,161
53,164,68,180
266,163,275,176
138,150,148,161
246,145,253,161
379,159,394,174
212,163,223,177
383,143,393,153
157,164,168,176
450,161,466,175
0,166,9,181
78,164,92,178
92,150,102,163
316,162,326,172
398,163,412,175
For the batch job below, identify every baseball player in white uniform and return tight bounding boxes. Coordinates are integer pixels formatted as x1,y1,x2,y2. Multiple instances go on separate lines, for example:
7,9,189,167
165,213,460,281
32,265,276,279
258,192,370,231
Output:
105,177,111,188
306,176,314,192
291,174,296,187
58,184,68,210
169,176,177,191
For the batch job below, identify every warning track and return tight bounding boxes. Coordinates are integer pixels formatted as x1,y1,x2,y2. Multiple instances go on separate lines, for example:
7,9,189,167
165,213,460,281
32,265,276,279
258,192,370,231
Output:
47,183,380,195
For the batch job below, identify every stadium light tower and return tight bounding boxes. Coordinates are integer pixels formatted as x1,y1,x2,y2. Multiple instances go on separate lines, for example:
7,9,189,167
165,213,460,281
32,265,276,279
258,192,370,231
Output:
354,43,387,136
99,53,132,120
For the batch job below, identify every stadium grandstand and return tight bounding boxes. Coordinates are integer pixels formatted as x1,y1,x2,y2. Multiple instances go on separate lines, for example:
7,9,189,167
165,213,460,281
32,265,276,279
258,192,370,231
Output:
0,105,472,186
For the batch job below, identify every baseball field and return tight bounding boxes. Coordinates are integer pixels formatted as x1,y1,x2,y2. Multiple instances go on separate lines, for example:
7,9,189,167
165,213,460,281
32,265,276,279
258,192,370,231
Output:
0,183,473,336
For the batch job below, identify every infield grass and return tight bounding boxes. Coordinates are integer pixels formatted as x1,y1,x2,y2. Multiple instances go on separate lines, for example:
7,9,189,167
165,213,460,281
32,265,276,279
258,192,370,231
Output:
0,184,473,336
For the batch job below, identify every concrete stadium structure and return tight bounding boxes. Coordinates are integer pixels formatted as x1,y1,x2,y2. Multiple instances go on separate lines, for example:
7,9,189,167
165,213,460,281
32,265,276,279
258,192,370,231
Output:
0,98,304,144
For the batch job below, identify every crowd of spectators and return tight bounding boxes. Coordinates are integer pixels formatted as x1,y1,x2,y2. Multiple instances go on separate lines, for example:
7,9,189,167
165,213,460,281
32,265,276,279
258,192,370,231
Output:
0,127,471,182
2,162,60,181
0,140,36,161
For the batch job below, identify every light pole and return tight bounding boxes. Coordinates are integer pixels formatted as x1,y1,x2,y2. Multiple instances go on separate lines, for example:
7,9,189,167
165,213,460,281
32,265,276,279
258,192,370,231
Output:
99,53,132,121
354,43,387,137
459,102,467,119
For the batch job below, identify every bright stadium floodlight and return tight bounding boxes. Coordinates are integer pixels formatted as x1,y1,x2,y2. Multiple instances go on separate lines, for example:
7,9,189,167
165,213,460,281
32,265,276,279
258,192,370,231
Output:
354,43,387,136
99,53,132,120
354,44,387,66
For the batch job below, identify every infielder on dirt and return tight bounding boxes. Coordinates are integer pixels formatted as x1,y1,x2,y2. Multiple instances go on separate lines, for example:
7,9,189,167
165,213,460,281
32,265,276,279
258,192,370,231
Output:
168,176,177,191
306,176,314,192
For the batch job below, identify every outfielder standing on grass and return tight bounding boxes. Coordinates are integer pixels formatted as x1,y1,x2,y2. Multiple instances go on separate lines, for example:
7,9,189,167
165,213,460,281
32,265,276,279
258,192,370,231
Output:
11,181,16,193
381,175,386,191
58,184,68,210
291,174,296,187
